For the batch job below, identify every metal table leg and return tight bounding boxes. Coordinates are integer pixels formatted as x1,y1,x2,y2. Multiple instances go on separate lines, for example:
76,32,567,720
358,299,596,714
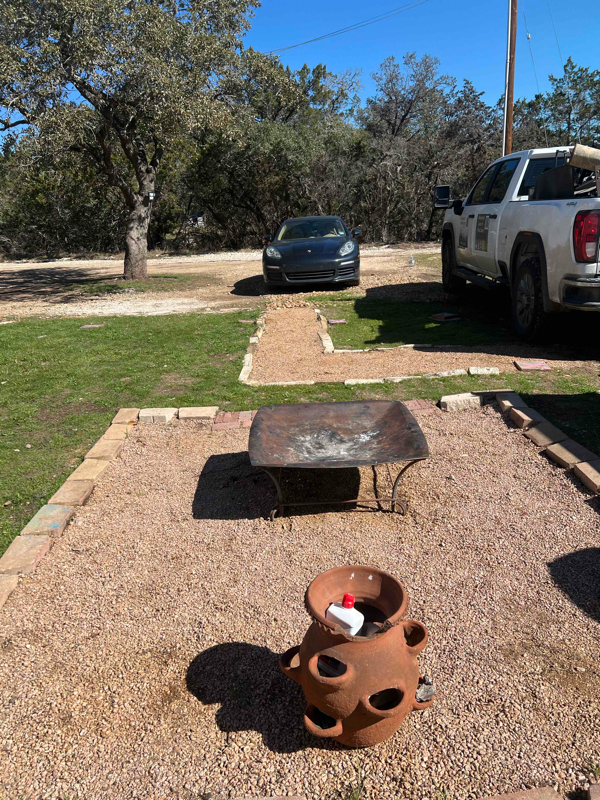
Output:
261,460,422,520
262,467,284,521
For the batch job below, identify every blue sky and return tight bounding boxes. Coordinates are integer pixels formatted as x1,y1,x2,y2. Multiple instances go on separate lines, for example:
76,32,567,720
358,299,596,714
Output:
243,0,599,105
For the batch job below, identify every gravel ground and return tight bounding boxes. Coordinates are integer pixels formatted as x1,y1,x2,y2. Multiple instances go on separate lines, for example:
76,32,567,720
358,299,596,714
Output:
1,409,599,800
0,245,439,318
249,308,594,383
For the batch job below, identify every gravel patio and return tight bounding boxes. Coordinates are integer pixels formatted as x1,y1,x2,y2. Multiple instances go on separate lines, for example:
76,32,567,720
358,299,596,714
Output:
1,407,599,800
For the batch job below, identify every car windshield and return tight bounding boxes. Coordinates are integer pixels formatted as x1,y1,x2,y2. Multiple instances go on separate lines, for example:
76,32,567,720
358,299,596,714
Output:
276,219,346,241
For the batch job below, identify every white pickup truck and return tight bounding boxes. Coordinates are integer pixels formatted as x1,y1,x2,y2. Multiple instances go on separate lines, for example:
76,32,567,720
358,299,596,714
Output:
435,145,600,338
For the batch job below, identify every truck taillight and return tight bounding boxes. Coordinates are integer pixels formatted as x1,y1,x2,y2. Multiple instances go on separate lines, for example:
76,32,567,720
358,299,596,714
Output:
573,210,600,263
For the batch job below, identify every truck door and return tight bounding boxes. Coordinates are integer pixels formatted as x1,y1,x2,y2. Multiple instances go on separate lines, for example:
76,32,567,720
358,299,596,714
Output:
458,163,497,269
464,158,521,275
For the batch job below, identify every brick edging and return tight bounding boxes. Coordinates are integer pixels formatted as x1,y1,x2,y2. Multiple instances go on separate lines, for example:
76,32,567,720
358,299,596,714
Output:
238,312,266,384
0,408,141,610
440,390,600,495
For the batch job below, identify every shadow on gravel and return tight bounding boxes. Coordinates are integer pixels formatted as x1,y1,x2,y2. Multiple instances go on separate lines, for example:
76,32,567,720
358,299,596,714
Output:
192,452,363,520
548,548,600,624
192,452,274,520
186,643,343,753
230,274,355,297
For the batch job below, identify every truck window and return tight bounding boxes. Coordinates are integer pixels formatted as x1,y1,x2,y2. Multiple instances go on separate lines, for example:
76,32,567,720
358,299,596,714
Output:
488,158,520,202
467,164,497,205
518,155,567,197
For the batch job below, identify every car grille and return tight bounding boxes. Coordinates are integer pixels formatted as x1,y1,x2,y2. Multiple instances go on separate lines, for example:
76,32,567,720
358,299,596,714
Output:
286,269,335,282
338,266,356,279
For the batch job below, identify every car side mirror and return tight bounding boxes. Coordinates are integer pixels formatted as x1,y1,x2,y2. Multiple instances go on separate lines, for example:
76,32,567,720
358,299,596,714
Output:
352,228,363,238
264,234,273,245
434,185,451,208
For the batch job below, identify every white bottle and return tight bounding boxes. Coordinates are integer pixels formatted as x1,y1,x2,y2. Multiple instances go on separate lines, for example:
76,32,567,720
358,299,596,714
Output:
326,593,364,636
408,253,415,267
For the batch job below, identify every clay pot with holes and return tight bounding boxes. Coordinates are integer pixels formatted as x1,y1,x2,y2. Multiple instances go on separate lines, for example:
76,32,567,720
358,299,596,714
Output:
280,565,433,748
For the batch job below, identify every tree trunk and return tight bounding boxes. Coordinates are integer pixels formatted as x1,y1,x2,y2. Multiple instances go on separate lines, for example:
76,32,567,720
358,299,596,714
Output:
124,199,151,279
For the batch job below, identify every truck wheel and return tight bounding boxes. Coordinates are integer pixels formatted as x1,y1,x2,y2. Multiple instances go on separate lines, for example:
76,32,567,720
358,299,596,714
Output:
512,257,546,339
442,238,466,294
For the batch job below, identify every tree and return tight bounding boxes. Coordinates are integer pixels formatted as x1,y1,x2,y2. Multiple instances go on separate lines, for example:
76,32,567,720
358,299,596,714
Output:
0,0,258,277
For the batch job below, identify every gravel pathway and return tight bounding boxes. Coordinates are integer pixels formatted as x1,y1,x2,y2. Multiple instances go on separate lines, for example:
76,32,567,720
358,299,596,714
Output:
249,308,594,383
1,409,599,800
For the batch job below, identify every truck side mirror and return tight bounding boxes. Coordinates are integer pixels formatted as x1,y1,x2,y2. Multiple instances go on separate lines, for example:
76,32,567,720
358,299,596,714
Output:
452,199,464,216
434,185,451,208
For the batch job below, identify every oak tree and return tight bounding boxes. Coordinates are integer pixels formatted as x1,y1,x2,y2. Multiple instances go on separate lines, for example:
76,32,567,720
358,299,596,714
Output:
0,0,258,277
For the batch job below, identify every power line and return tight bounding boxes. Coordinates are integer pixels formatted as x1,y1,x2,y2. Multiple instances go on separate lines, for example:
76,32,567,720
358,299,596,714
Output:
522,3,549,146
270,0,430,55
547,0,578,141
546,0,565,70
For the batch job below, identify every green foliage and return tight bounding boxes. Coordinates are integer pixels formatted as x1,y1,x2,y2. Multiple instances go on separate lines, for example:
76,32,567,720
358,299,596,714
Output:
1,12,598,258
0,0,259,274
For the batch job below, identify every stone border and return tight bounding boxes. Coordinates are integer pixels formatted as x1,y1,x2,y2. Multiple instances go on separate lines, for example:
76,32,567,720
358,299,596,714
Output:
238,312,266,383
0,404,227,612
440,390,600,495
243,309,502,387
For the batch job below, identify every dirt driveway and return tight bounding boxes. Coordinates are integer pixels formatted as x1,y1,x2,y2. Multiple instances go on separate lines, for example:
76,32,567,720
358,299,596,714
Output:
0,244,439,318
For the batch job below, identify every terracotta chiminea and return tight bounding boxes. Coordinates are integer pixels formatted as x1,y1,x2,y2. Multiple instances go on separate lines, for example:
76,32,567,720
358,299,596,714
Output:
280,566,433,748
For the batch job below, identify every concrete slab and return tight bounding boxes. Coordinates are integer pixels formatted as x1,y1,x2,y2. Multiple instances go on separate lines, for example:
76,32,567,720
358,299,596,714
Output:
49,480,94,506
524,421,568,447
496,392,528,412
574,460,600,493
21,504,75,537
178,406,219,421
468,366,500,375
0,535,51,575
545,440,599,469
440,392,482,412
588,784,600,800
85,438,124,460
344,378,385,385
112,408,139,424
514,360,551,371
102,424,129,440
139,408,178,424
0,575,19,610
509,407,546,429
69,459,111,481
483,789,560,800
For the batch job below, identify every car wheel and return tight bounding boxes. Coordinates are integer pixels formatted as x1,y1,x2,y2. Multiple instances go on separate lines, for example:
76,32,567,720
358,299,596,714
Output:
512,257,546,339
442,238,466,294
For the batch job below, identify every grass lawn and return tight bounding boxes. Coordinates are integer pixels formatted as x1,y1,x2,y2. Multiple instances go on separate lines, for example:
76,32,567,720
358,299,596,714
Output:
318,296,513,348
72,274,215,294
2,304,599,556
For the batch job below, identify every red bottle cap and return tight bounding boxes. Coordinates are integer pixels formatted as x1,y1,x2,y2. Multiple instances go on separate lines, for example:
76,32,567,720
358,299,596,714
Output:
342,593,355,609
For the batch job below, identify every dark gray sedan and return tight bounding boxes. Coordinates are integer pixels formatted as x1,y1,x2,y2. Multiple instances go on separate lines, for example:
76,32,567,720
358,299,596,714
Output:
262,216,361,288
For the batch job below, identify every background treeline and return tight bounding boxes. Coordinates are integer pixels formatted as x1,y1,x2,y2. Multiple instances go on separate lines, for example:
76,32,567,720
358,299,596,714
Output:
1,53,599,256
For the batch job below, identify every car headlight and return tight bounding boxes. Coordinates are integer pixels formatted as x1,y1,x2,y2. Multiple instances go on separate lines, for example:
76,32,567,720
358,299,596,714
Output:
338,240,355,258
266,245,282,259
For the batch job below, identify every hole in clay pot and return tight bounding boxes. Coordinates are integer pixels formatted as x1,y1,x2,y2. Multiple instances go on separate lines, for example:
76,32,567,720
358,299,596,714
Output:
369,687,403,711
306,704,338,730
317,655,347,678
281,648,300,670
403,621,426,648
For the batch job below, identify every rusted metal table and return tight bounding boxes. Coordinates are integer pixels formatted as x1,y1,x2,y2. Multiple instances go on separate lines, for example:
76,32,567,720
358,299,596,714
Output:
248,400,429,520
